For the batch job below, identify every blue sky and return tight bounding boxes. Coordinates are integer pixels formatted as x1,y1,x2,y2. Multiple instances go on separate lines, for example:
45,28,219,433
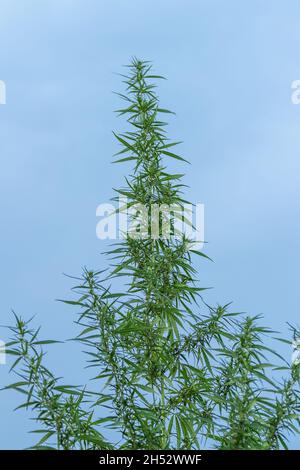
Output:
0,0,300,449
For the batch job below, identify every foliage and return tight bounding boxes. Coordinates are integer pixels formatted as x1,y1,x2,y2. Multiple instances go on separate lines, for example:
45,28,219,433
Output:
3,59,300,450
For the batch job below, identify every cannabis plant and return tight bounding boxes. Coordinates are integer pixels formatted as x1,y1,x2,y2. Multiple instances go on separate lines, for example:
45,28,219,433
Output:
3,59,300,450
